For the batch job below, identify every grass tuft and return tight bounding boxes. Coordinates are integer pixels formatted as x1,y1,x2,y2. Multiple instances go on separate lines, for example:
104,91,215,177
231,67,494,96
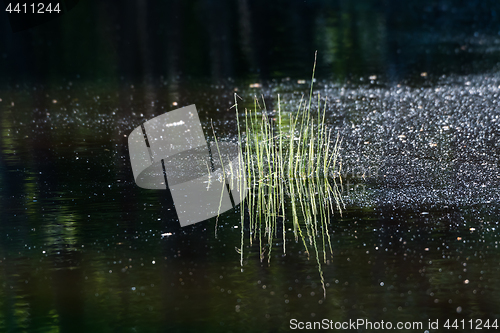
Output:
224,53,344,298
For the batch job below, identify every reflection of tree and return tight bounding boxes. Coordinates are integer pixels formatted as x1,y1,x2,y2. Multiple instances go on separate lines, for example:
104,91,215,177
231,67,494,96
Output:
1,0,500,84
314,4,387,80
237,0,257,74
0,0,388,83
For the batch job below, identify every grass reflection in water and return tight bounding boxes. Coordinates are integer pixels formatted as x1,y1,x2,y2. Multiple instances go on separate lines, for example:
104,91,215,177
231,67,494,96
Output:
215,59,344,298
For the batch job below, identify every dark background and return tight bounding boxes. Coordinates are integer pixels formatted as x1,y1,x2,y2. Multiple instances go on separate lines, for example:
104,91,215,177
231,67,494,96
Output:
2,0,500,85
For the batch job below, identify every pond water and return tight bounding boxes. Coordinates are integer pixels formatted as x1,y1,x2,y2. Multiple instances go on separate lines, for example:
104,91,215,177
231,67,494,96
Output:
1,73,500,332
2,0,500,332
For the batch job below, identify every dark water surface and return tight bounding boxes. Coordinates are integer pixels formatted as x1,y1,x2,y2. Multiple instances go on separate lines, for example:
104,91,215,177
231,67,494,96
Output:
2,0,500,332
1,74,500,332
